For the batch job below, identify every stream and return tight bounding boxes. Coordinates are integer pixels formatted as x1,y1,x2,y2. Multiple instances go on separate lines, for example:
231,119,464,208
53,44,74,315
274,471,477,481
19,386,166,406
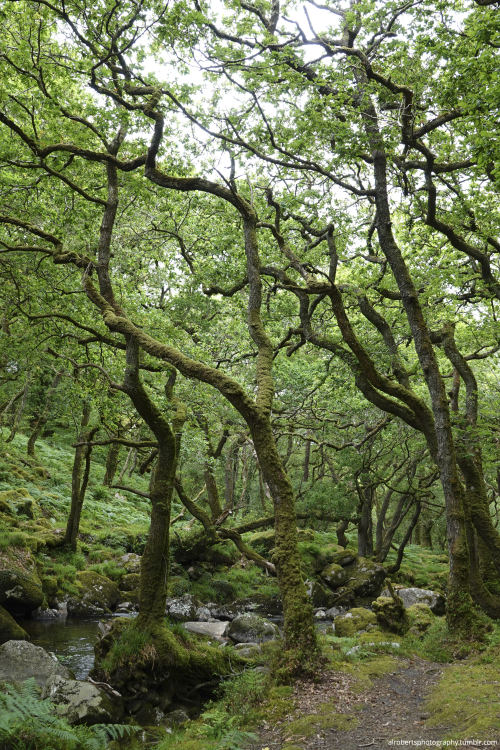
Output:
20,612,332,681
21,618,103,679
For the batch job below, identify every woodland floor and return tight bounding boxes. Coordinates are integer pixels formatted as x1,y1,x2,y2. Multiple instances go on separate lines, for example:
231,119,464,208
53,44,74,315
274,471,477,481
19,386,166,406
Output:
251,657,496,750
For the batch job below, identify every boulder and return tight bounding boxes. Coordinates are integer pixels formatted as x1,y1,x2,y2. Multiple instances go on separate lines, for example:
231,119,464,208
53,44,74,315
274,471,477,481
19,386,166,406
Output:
0,605,29,644
118,553,141,574
119,573,140,592
328,557,386,605
387,587,445,616
298,541,344,574
0,547,44,616
208,603,237,620
227,612,279,644
0,640,71,686
320,563,349,589
166,594,200,622
67,570,120,618
372,595,409,635
333,607,377,637
211,579,238,603
304,579,337,608
183,621,229,639
42,674,123,725
325,605,347,620
407,603,436,635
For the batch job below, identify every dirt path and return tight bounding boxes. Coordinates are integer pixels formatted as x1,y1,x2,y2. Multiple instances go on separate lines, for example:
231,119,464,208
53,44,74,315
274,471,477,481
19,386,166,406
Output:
253,657,455,750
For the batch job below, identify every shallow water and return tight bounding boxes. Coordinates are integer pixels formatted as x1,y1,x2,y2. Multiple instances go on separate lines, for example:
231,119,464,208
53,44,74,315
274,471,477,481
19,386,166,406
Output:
21,618,101,679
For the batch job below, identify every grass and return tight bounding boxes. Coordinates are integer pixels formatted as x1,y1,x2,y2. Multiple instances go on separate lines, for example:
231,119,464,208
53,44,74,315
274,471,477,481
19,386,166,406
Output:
424,624,500,740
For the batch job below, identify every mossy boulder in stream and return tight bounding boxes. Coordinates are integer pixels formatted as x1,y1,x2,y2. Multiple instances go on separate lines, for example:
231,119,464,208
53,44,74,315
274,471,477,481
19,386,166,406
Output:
92,619,244,723
67,571,120,618
0,605,29,644
0,547,44,616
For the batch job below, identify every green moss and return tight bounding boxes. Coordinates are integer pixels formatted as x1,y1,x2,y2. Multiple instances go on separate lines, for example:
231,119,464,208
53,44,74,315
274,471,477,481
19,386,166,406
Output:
0,603,29,643
334,607,377,637
425,634,500,740
286,710,357,739
339,655,400,692
407,603,435,635
372,595,409,635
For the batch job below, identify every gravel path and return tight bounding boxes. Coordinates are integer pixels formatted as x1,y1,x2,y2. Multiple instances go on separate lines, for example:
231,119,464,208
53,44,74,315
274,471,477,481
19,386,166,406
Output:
251,657,489,750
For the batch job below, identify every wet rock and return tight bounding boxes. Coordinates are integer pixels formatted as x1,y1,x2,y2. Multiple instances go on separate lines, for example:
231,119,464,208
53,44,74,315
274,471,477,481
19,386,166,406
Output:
166,594,200,622
183,621,229,639
42,674,124,725
0,605,29,644
208,603,237,620
315,609,327,619
67,571,120,618
0,640,71,686
115,601,137,614
333,607,377,637
320,562,349,589
385,587,445,616
227,613,279,644
0,547,44,616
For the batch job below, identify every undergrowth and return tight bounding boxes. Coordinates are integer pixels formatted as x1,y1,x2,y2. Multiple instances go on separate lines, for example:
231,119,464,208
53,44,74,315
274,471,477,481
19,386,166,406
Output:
0,678,137,750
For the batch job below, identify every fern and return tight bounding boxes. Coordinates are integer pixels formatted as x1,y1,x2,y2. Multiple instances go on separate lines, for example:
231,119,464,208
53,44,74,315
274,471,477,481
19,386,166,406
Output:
0,679,138,750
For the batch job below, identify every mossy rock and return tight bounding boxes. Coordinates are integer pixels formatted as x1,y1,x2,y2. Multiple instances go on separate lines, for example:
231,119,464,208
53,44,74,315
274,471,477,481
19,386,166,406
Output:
211,579,237,603
0,604,29,644
120,573,141,592
305,579,337,608
334,607,377,637
372,595,409,635
321,562,349,589
0,489,37,519
245,529,275,556
92,619,244,716
41,575,59,607
298,541,345,576
0,546,44,616
407,603,436,635
204,540,240,566
167,576,191,597
330,549,357,567
330,557,386,606
67,570,120,617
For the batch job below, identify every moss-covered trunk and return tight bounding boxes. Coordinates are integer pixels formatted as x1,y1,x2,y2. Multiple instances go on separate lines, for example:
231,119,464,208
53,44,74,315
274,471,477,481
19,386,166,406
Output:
103,442,121,486
137,444,176,623
250,417,320,674
64,401,94,550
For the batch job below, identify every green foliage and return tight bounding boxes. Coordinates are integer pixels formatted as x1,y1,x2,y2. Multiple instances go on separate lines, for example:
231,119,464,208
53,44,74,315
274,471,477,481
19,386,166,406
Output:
0,678,137,750
100,624,151,674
